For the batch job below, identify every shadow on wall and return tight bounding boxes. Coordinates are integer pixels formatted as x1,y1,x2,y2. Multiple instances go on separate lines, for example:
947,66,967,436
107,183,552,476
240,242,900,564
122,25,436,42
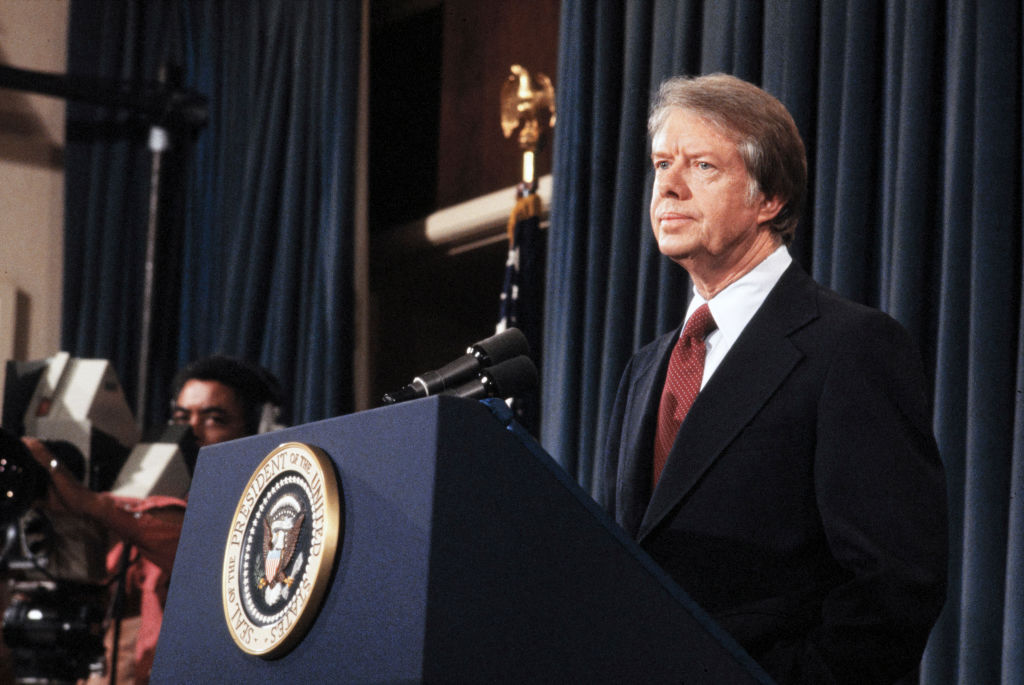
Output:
0,43,65,170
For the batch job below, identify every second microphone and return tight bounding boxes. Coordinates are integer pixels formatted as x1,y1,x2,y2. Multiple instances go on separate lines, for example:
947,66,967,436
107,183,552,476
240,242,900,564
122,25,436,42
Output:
380,327,530,405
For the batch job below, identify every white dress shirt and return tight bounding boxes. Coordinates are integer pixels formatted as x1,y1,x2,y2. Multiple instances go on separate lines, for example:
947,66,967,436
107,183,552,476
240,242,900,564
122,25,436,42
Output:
682,245,792,389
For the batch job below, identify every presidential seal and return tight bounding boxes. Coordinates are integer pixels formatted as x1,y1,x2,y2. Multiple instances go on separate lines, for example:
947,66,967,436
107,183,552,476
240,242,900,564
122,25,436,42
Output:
221,442,341,658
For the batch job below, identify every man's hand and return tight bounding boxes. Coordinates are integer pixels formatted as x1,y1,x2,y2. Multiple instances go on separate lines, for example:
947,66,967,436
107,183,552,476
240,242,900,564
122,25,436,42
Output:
20,436,98,518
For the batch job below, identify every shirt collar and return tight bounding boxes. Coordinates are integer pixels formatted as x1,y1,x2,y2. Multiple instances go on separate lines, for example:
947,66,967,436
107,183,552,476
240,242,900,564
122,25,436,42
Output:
685,245,792,347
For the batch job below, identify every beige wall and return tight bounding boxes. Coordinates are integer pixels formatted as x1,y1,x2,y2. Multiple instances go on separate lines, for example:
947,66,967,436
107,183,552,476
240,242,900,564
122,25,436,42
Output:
0,0,68,403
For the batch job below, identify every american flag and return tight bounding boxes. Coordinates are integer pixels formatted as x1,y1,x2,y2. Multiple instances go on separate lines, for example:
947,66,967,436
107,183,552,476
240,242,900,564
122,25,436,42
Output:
497,182,545,435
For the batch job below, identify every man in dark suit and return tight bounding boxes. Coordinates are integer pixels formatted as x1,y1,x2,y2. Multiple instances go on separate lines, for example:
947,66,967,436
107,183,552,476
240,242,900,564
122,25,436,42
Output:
601,74,948,684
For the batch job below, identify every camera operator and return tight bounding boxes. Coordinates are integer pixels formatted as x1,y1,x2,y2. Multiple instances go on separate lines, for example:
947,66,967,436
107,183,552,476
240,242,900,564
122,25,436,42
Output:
15,356,284,685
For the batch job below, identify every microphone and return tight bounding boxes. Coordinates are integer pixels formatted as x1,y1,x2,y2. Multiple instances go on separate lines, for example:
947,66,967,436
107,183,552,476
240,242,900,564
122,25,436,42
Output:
440,355,538,400
381,328,530,404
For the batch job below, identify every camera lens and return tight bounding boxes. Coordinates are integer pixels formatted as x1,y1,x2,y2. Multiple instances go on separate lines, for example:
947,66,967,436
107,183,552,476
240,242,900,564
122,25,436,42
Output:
0,427,51,525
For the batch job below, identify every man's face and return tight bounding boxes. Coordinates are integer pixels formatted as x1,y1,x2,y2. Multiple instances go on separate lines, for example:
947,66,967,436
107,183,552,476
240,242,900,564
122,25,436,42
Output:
650,108,781,278
171,379,249,447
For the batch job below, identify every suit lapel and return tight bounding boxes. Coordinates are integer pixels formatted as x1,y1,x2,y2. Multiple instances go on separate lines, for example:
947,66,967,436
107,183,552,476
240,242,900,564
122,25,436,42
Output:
615,330,676,537
637,263,820,542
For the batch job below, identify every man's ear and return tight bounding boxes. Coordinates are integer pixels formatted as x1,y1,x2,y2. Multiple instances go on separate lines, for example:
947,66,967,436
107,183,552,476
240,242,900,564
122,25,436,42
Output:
757,195,784,225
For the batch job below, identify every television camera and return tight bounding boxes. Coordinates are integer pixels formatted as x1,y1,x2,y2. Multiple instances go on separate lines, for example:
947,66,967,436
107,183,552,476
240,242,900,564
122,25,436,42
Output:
1,353,195,684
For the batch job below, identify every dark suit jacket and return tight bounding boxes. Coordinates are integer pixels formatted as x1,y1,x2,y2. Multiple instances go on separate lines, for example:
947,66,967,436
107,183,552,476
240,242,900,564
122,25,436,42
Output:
601,262,948,684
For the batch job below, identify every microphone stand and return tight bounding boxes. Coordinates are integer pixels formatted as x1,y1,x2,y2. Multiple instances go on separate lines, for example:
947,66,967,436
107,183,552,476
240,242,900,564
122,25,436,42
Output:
108,543,133,685
0,63,208,427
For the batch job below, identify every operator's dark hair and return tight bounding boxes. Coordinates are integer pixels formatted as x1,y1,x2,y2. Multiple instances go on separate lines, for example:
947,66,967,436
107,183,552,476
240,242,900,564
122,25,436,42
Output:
171,356,283,436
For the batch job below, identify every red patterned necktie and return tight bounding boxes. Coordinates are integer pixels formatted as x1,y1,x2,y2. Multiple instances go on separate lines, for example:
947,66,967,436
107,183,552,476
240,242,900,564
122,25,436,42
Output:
652,303,717,486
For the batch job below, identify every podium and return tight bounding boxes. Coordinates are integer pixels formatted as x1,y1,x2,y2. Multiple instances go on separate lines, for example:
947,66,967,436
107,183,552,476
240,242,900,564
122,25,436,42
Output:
152,396,770,683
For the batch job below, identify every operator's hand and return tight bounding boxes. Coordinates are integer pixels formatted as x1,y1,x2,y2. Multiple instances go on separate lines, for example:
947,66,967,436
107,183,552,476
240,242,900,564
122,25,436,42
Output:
21,436,96,517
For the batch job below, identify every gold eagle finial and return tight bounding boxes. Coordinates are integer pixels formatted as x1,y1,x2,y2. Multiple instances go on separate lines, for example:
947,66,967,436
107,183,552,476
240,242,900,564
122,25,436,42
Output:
500,65,556,185
500,64,556,152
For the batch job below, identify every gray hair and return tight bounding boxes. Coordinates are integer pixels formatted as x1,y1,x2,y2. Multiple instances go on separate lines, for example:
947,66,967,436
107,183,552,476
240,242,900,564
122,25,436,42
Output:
648,73,807,243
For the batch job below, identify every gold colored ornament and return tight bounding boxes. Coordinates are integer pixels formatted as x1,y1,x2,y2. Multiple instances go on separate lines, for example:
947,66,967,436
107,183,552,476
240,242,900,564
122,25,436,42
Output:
500,64,556,185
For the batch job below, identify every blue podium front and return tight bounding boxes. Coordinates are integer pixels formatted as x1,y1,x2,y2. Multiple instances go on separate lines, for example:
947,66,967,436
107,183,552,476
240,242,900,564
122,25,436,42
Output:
152,396,769,683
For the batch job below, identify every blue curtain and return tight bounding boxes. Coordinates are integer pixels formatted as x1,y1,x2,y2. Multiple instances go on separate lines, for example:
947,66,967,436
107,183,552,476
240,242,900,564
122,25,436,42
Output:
63,0,361,427
544,1,1022,683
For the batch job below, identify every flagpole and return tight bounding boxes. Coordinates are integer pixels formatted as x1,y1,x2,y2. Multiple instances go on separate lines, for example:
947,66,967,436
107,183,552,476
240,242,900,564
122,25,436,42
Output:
495,66,555,434
522,149,535,187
